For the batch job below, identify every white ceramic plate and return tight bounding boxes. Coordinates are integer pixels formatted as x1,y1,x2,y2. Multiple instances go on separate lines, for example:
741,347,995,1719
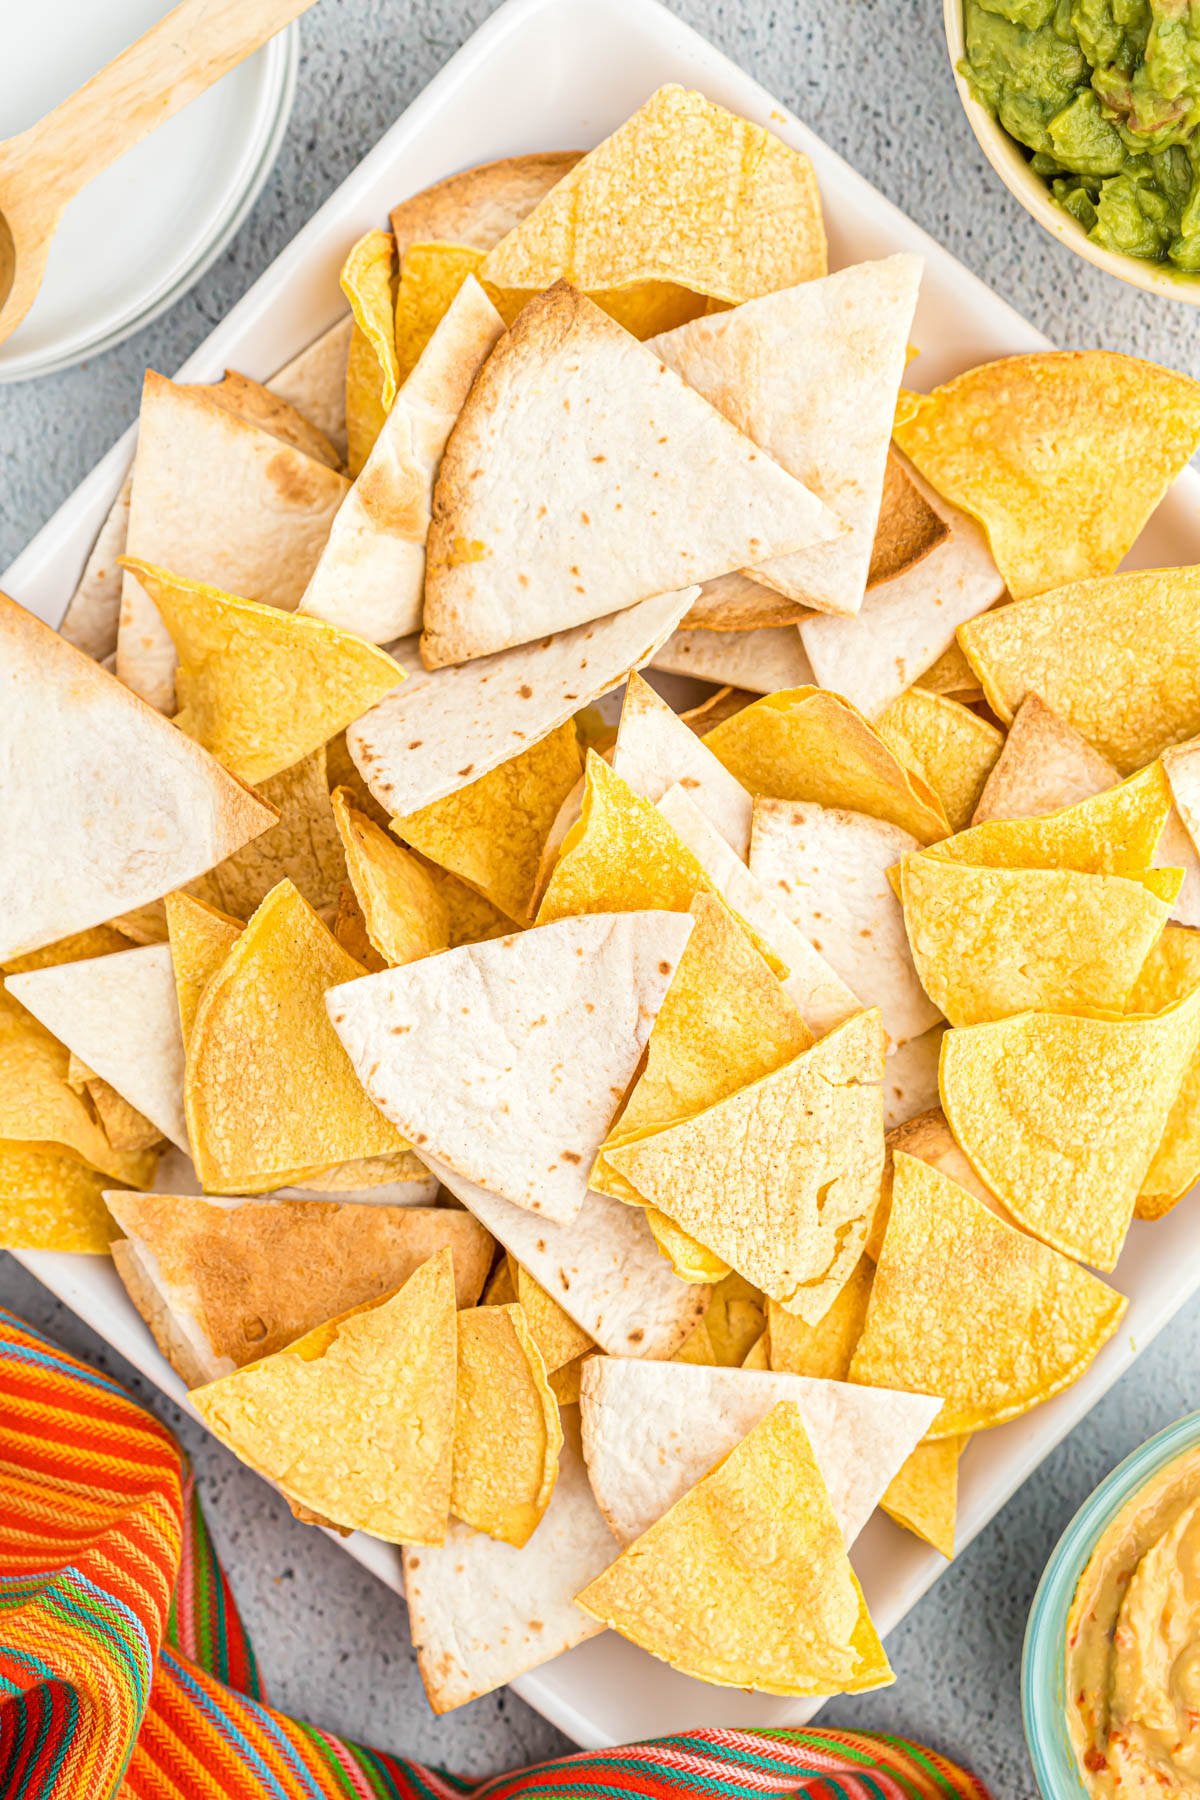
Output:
6,0,1200,1749
0,1,297,382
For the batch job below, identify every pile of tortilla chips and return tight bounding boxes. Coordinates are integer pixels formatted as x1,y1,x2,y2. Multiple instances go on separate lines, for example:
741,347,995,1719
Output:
12,80,1200,1718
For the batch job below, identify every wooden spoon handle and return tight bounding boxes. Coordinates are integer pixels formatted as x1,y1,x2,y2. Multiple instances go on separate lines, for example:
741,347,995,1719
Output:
6,0,317,207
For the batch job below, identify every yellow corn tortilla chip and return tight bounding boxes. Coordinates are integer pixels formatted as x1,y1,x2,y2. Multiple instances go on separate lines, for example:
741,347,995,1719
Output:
880,1435,965,1558
592,891,812,1204
767,1254,876,1382
576,1402,892,1697
672,1315,719,1365
481,1256,517,1307
701,1271,766,1367
188,747,347,920
480,86,826,307
549,1352,590,1405
608,1009,886,1323
332,883,384,972
870,1106,1014,1259
451,1303,562,1547
394,241,486,385
185,879,410,1193
87,1079,163,1154
164,892,242,1048
342,229,400,477
508,1258,595,1374
849,1153,1126,1435
876,690,1004,834
924,761,1173,877
958,570,1200,776
122,559,404,786
900,854,1171,1026
893,352,1200,599
703,687,950,845
0,1141,119,1253
646,1209,730,1284
3,925,129,976
741,1333,770,1370
915,639,983,704
413,853,514,948
940,993,1200,1270
394,720,581,923
1127,925,1200,1219
191,1250,457,1543
330,786,450,966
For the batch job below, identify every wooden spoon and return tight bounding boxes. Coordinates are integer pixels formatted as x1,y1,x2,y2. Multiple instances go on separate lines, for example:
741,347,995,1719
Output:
0,0,319,348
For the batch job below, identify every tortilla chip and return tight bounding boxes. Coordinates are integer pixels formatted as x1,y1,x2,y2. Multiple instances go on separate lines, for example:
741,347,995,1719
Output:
1158,741,1200,928
850,1153,1126,1433
8,942,188,1153
192,1250,456,1542
190,369,342,469
122,559,404,786
916,639,983,703
393,720,582,923
391,242,484,375
673,1315,719,1363
701,1271,767,1367
268,314,353,465
117,371,350,710
420,283,838,667
329,787,449,967
926,761,1173,877
767,1254,876,1382
301,276,504,644
537,751,709,924
59,474,132,663
609,1010,886,1322
0,1142,119,1253
165,892,241,1048
480,86,825,307
901,854,1171,1026
341,229,400,477
741,1333,769,1370
186,880,410,1193
749,799,940,1050
188,747,347,921
1127,925,1200,1219
646,1210,730,1284
577,1402,892,1697
870,1106,1013,1259
349,589,694,820
482,1257,517,1307
390,152,584,256
107,904,170,947
289,1150,437,1200
451,1303,561,1546
609,673,753,859
876,690,1003,834
3,926,129,977
972,692,1117,826
509,1259,594,1374
549,1353,589,1405
652,624,815,694
880,1435,964,1557
87,1078,162,1154
680,687,756,736
415,856,512,948
869,452,951,588
704,686,950,844
106,1192,491,1382
958,569,1200,775
328,911,690,1224
940,993,1200,1269
893,351,1200,600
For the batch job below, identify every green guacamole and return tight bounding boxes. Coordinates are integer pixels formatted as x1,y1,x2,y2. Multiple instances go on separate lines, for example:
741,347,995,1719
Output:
962,0,1200,267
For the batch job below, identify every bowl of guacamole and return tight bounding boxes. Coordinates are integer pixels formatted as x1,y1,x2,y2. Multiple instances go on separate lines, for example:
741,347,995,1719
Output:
945,0,1200,298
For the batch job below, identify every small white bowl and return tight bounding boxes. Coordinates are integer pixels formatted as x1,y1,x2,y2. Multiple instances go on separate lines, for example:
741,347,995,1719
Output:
943,0,1200,303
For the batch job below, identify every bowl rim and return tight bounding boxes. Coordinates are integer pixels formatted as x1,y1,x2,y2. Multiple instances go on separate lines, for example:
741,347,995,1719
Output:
941,0,1200,305
1021,1408,1200,1800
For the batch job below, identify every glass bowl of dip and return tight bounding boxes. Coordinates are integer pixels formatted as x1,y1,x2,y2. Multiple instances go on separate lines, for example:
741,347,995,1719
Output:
1023,1409,1200,1799
942,0,1200,304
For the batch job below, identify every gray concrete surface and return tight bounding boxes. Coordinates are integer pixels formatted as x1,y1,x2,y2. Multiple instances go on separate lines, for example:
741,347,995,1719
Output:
3,0,1200,1790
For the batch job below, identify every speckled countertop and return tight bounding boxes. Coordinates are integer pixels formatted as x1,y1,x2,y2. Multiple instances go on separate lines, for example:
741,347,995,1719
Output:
3,2,1200,1791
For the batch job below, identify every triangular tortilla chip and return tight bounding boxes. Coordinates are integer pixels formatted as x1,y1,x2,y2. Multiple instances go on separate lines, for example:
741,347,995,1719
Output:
876,690,1003,834
328,911,690,1224
0,1143,118,1253
268,314,353,464
403,1406,614,1713
106,1192,491,1385
579,1355,938,1549
8,942,188,1152
894,351,1200,600
1127,925,1200,1220
880,1025,945,1130
60,474,132,663
341,229,399,477
958,568,1200,775
880,1436,965,1558
652,623,815,694
926,761,1173,877
576,1402,893,1697
610,673,753,858
741,1333,770,1370
479,87,825,306
189,369,342,469
298,277,504,643
420,282,839,666
940,993,1200,1269
767,1254,876,1382
426,1157,708,1359
0,595,275,964
749,798,940,1049
186,880,410,1193
609,1010,886,1322
870,1106,1012,1259
329,787,450,967
390,152,584,256
452,1304,562,1546
650,257,920,617
165,892,241,1048
187,746,347,921
509,1259,594,1373
191,1250,457,1541
117,371,350,709
901,854,1172,1026
122,559,404,786
972,693,1117,825
349,589,694,819
84,1074,162,1154
849,1153,1127,1433
703,686,950,844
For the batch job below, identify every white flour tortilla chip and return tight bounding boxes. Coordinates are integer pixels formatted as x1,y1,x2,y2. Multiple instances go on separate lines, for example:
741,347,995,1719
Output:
881,1026,946,1130
299,278,505,643
268,315,353,464
348,589,697,819
389,152,583,257
0,595,275,964
59,476,133,663
579,1356,939,1548
649,257,921,617
651,624,814,693
610,674,754,859
117,371,350,710
749,799,941,1049
328,913,692,1224
8,943,187,1152
800,473,1006,719
420,283,840,666
403,1408,614,1713
426,1157,709,1359
657,783,859,1036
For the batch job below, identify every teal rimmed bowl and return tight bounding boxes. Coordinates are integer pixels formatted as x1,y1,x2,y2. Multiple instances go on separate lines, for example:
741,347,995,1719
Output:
1022,1410,1200,1798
